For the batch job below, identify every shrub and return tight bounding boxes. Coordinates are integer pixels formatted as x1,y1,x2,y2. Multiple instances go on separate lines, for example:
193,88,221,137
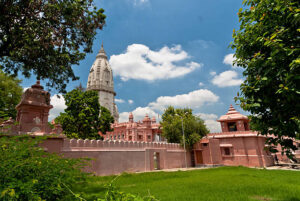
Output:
0,135,88,201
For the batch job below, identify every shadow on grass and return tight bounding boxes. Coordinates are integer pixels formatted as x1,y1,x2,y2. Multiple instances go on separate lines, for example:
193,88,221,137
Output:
251,196,300,201
284,198,300,201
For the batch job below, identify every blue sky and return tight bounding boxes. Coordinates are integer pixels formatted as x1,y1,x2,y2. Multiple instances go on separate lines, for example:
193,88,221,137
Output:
21,0,246,132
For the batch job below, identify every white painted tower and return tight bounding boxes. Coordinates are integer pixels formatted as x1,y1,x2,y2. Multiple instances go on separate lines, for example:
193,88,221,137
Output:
86,43,119,121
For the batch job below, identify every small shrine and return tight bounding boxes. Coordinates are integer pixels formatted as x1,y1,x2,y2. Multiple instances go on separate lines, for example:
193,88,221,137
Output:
0,81,62,135
15,81,53,133
217,104,250,132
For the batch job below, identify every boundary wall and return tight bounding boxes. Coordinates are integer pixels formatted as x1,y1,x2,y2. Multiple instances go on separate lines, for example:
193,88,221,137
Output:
42,137,191,176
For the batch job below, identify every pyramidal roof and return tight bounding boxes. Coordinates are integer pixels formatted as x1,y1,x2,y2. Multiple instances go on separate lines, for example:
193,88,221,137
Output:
217,104,248,122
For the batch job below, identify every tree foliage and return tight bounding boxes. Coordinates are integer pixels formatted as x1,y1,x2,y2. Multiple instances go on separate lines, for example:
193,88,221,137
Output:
232,0,300,157
55,89,114,139
160,106,209,149
0,70,23,120
0,135,87,201
0,0,106,93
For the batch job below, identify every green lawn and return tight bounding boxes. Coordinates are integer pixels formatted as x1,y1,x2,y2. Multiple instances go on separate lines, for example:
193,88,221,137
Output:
74,166,300,201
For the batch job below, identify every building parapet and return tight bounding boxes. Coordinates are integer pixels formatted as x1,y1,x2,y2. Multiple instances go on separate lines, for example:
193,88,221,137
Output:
208,131,258,136
207,131,265,139
62,139,181,151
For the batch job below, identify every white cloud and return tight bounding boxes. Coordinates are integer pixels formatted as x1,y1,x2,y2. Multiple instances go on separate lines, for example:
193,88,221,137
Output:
133,0,148,6
119,107,158,123
211,70,243,87
223,53,238,68
128,99,134,104
109,44,202,81
195,113,221,133
198,82,204,86
115,98,125,103
49,95,66,120
190,40,215,49
23,87,29,92
204,119,221,133
148,89,219,111
118,88,219,125
196,113,218,120
210,71,216,76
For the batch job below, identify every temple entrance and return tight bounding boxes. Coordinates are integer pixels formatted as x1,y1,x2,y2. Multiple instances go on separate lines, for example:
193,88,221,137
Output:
153,152,160,170
195,151,203,164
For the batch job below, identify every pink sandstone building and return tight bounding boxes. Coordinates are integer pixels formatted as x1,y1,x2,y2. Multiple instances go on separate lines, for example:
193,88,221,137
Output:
3,81,300,176
193,105,274,167
104,113,164,142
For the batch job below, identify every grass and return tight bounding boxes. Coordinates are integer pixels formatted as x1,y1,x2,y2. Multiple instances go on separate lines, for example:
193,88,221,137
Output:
73,166,300,201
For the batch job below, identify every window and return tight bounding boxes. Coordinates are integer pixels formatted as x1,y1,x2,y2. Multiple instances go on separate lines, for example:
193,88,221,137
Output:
114,135,116,140
228,122,237,131
122,134,125,139
110,135,112,140
138,135,143,140
202,143,208,147
147,135,151,140
224,147,231,155
118,135,120,139
129,136,132,141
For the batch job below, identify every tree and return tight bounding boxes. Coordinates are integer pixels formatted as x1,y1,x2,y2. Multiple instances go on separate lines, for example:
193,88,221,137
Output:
160,106,209,149
232,0,300,157
0,70,23,120
0,0,106,93
55,89,114,139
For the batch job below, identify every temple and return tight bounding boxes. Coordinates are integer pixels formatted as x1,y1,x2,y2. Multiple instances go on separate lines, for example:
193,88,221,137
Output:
104,113,164,142
193,105,274,167
86,43,119,121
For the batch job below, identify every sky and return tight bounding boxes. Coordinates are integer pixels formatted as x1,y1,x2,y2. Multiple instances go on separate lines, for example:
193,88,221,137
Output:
21,0,246,133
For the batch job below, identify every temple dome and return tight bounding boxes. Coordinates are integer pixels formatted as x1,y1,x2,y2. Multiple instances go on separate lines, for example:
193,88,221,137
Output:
86,43,115,93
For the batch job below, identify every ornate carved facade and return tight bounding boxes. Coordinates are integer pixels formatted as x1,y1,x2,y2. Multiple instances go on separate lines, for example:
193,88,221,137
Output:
86,43,119,121
104,113,163,142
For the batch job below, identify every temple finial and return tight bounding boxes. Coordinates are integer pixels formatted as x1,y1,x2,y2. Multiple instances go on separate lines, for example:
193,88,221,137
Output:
101,41,103,49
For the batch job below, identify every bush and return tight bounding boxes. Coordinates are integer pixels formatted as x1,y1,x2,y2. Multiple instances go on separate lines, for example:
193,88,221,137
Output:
0,135,88,201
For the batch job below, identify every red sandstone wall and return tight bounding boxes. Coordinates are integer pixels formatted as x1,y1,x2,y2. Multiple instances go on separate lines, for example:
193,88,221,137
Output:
44,138,191,176
194,134,274,168
212,136,273,167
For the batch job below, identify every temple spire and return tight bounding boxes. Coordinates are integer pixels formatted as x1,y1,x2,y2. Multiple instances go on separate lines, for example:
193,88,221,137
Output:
97,41,107,58
226,104,239,115
87,42,119,121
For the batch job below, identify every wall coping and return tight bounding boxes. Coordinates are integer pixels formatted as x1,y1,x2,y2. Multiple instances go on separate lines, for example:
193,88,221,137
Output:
207,131,266,139
62,139,183,150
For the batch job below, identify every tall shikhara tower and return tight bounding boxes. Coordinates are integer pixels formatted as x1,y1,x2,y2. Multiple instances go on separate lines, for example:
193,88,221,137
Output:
86,43,119,121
